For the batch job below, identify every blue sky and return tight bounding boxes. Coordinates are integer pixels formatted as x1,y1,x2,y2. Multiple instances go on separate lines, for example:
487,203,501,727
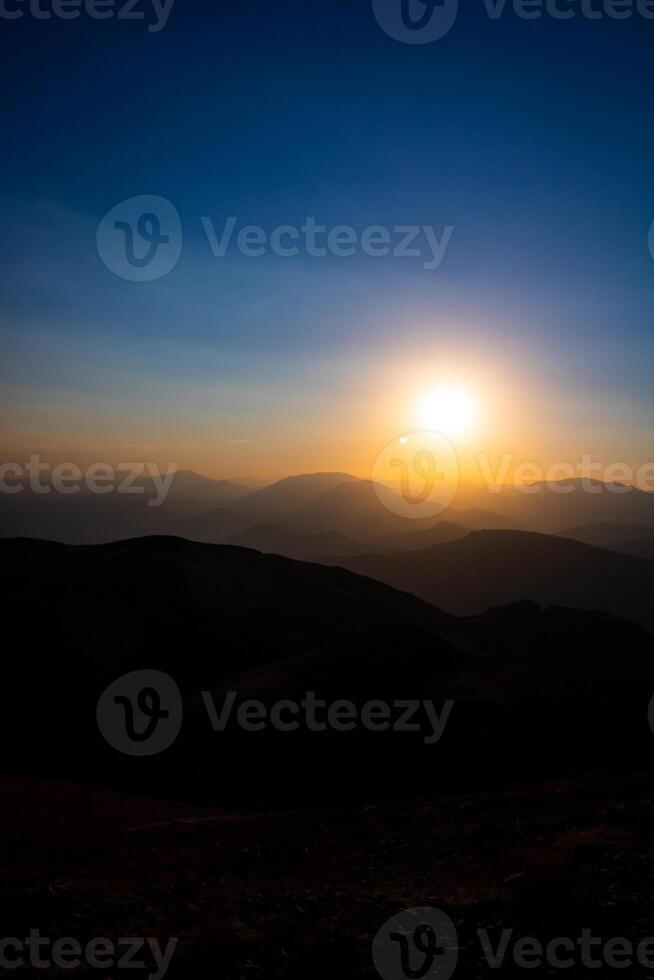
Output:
1,0,653,476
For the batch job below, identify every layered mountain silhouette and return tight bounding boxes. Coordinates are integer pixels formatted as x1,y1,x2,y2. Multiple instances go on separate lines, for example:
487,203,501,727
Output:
0,470,254,545
3,534,654,804
1,469,526,549
138,470,252,507
340,529,654,632
184,475,437,544
183,472,366,543
376,519,474,553
227,522,366,561
559,522,654,560
453,478,654,533
4,469,653,547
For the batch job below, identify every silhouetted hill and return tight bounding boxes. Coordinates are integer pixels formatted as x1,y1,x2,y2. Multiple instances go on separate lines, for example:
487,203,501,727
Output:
616,540,654,559
137,470,251,507
341,529,654,633
218,508,520,561
451,479,654,532
0,533,454,719
288,479,441,540
359,508,522,555
559,522,654,559
184,476,441,545
228,522,366,560
0,471,252,545
223,471,360,519
0,466,575,554
3,535,654,804
224,475,269,489
193,484,523,556
444,506,524,530
184,472,362,542
375,520,472,553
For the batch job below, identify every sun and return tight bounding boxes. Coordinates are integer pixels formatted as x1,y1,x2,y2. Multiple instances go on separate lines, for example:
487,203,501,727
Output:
417,384,479,439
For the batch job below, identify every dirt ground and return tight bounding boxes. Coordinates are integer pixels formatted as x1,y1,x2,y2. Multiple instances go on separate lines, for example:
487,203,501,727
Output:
2,771,654,977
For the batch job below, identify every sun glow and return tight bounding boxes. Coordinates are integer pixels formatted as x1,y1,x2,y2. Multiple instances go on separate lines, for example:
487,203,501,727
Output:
417,384,479,439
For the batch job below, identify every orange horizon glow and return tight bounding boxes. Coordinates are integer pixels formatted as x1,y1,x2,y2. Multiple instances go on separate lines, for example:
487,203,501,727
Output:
4,332,653,487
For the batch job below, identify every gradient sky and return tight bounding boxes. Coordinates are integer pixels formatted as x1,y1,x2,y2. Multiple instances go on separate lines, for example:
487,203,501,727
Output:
1,1,653,480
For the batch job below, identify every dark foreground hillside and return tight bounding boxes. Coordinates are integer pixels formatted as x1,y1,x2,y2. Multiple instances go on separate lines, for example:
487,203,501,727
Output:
4,536,654,977
3,535,654,803
4,772,654,978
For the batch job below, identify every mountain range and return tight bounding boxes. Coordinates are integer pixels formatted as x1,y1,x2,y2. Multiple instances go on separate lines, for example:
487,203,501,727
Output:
4,469,654,644
338,528,654,632
4,468,654,542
